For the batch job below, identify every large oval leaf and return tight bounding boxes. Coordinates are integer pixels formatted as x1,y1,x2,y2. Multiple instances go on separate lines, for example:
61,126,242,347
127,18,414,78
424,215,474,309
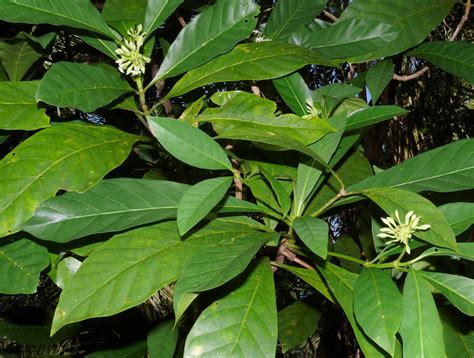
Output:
184,258,278,357
272,72,311,116
349,139,474,193
0,239,49,294
399,270,445,357
23,179,189,243
102,0,146,36
147,321,179,358
147,116,232,171
293,216,328,259
0,0,115,39
0,122,139,237
409,41,474,83
366,60,394,104
346,105,408,131
173,231,277,322
154,0,259,80
166,42,330,98
263,0,326,41
354,268,402,355
51,221,228,335
36,62,133,112
438,202,474,236
0,81,49,130
364,187,457,251
143,0,183,37
177,176,233,235
420,271,474,316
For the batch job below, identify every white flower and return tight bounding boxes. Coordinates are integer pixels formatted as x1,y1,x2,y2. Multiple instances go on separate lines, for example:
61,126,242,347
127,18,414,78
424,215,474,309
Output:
377,210,431,254
115,24,150,77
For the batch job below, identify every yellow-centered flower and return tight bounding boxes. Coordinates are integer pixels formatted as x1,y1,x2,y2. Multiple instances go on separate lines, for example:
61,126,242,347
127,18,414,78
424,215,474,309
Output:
377,210,431,254
115,24,151,77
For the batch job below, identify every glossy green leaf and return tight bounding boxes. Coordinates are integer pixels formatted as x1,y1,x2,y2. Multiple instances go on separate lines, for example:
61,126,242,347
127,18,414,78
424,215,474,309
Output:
147,321,178,358
0,319,79,345
313,83,362,102
349,139,474,193
246,177,283,215
198,91,334,146
51,221,227,335
318,262,385,357
148,116,232,171
102,0,146,36
154,0,259,80
272,72,311,116
0,122,139,237
366,60,394,104
0,0,115,39
36,62,133,112
338,0,455,59
86,340,147,358
0,81,49,130
417,243,474,262
440,309,474,358
0,35,46,81
215,195,275,216
0,239,49,294
420,271,474,316
294,114,346,216
173,231,276,322
78,32,118,59
353,268,402,355
263,0,326,41
276,264,333,302
20,31,56,49
23,179,189,243
260,169,291,215
177,176,233,235
298,19,400,62
167,42,328,98
409,41,474,83
334,236,362,273
48,254,82,290
346,105,408,131
364,187,457,251
399,270,446,358
438,202,474,235
293,216,328,259
144,0,183,37
278,301,320,353
184,258,278,357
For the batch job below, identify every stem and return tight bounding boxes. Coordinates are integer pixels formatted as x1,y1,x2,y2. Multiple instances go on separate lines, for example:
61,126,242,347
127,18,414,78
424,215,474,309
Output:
135,76,150,115
327,251,366,265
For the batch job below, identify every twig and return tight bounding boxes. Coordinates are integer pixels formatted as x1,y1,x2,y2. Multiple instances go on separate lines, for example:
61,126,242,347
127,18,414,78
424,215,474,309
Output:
272,238,288,272
393,66,429,81
449,0,471,41
175,10,187,28
323,10,338,22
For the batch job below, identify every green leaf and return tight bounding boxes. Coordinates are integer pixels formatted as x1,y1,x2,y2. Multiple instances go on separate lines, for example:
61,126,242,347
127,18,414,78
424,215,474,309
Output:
293,216,328,259
263,0,326,41
177,176,233,235
51,221,226,335
338,0,456,59
353,268,402,355
409,41,474,83
147,116,232,171
20,31,56,49
294,114,346,216
366,60,394,104
417,243,474,262
420,271,474,316
313,83,362,102
78,32,118,59
215,195,275,216
184,258,278,357
334,236,362,273
272,72,311,116
102,0,146,36
346,105,408,131
278,301,320,353
318,262,385,357
0,35,46,81
0,0,115,39
144,0,183,37
48,254,82,290
166,42,328,98
260,169,291,216
0,122,139,237
440,309,474,358
147,321,178,358
297,19,400,62
154,0,259,80
438,202,474,236
276,264,333,302
86,340,147,358
364,187,457,251
399,270,446,357
0,239,49,294
36,62,132,112
198,91,335,146
0,81,50,130
173,232,276,322
23,179,188,243
349,139,474,193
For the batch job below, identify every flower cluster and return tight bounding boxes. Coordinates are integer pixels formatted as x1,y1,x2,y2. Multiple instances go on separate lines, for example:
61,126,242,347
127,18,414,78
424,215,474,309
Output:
377,210,431,254
115,24,151,77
